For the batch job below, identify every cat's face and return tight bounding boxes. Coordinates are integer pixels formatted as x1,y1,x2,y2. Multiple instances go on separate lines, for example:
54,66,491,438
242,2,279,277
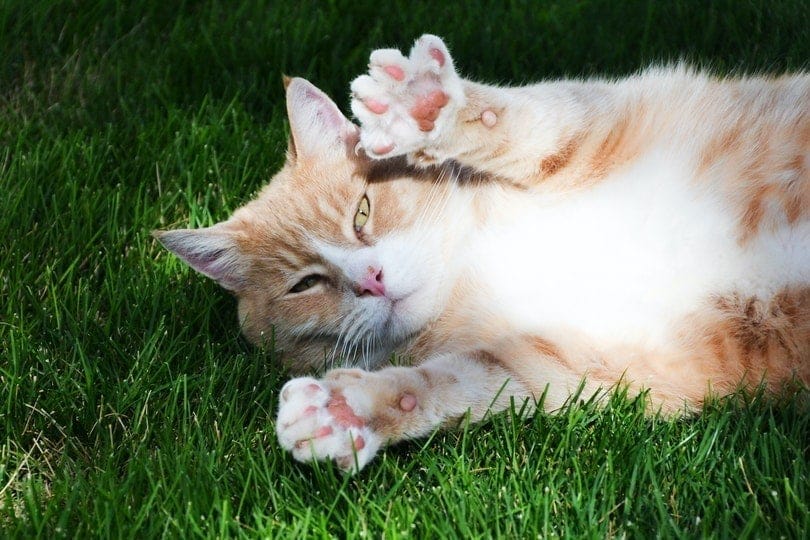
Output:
156,79,453,372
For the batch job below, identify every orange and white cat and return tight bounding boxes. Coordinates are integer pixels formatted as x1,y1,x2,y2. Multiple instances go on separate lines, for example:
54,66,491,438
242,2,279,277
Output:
156,35,809,472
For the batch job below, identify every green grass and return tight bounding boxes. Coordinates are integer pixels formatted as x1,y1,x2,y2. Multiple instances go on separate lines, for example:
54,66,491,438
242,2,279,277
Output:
1,0,808,537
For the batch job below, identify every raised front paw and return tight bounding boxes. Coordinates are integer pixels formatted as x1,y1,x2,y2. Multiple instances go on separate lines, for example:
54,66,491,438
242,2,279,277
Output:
350,34,466,162
276,376,382,473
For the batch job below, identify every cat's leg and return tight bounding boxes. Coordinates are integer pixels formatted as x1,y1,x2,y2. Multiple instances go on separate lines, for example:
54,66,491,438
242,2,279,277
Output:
350,34,594,184
276,352,531,472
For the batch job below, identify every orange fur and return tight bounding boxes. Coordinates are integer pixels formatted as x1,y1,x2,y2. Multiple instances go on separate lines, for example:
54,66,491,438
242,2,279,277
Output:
158,44,809,470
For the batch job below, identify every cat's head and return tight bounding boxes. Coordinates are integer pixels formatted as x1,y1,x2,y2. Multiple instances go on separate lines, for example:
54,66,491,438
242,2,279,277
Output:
155,78,455,372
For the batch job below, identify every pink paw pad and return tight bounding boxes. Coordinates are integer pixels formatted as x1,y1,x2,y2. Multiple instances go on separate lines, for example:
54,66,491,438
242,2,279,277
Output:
429,47,445,67
410,90,450,131
314,425,333,438
327,393,366,428
364,98,389,114
399,393,417,412
481,109,498,128
384,65,405,81
372,142,395,155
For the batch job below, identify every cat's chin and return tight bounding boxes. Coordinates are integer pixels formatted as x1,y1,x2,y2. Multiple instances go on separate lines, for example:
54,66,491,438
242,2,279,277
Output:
337,300,419,369
379,292,434,346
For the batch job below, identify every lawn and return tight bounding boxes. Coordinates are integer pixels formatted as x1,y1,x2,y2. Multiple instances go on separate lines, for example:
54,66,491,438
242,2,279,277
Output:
1,0,808,537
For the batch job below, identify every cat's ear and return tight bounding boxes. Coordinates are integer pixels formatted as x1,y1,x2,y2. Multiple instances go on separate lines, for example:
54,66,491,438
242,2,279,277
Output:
285,77,359,161
153,226,247,291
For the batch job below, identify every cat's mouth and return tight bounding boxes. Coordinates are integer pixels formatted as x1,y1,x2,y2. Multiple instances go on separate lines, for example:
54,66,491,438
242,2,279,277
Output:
379,292,424,343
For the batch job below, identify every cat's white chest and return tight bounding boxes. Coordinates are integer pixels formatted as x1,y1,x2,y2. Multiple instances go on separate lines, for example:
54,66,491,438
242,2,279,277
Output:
468,156,745,346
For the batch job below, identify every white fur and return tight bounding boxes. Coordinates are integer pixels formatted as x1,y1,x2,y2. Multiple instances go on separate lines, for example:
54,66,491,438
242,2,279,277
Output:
277,377,381,472
472,155,809,348
306,148,808,360
348,36,810,354
274,35,808,471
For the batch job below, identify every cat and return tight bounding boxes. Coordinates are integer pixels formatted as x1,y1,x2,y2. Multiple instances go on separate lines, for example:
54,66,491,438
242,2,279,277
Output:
156,35,810,472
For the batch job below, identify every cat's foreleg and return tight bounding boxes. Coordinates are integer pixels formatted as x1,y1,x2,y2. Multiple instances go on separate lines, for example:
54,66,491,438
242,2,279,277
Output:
350,34,590,185
276,352,531,472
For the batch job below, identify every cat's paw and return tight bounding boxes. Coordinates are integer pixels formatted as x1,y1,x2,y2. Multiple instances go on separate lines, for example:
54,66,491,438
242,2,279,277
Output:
276,376,382,473
350,34,466,163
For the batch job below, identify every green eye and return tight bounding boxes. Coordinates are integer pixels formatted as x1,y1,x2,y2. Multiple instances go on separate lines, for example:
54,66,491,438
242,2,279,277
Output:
289,274,322,293
354,195,370,232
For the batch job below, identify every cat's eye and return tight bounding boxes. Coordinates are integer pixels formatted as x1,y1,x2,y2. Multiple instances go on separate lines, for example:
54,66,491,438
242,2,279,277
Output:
289,274,323,294
354,194,370,232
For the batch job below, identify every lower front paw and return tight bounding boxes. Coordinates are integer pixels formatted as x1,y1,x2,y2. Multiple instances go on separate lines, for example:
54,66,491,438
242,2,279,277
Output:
276,377,382,472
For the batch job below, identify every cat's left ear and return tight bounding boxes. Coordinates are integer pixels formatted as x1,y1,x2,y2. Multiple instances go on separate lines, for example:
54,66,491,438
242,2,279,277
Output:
153,226,247,291
285,77,360,162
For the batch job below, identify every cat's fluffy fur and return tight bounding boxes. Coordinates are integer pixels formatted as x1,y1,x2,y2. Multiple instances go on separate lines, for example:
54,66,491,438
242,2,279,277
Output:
156,35,809,471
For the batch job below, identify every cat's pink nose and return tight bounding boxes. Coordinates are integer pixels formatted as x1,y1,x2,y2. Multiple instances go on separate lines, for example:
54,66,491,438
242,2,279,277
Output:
356,266,386,297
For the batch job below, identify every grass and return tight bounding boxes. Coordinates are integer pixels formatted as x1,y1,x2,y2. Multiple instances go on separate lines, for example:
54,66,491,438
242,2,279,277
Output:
1,0,808,537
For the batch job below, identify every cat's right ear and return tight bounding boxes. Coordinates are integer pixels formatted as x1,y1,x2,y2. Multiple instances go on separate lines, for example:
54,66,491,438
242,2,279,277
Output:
284,77,360,162
152,227,247,291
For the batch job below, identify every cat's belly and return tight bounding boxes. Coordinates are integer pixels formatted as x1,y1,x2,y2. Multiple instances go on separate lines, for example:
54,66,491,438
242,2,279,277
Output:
468,157,810,347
